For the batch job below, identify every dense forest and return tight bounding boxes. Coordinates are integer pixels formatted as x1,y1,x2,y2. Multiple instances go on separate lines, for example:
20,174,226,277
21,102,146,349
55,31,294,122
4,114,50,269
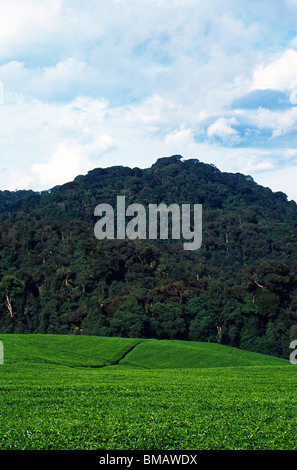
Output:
1,155,297,359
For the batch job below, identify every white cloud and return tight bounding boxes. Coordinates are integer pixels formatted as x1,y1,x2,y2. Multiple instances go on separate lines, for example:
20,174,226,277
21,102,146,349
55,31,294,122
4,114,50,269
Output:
207,117,239,142
121,95,179,126
252,106,297,137
1,0,297,203
31,143,92,188
164,127,194,147
0,58,100,102
254,165,297,202
243,161,275,172
1,133,115,191
0,0,62,58
27,58,99,101
251,49,297,91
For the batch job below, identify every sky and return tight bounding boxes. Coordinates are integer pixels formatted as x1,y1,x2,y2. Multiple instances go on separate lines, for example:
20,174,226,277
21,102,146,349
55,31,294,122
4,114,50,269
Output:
1,0,297,201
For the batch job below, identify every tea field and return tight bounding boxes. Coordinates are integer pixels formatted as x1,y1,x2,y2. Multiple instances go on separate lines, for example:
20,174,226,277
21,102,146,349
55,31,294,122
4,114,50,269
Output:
0,334,296,450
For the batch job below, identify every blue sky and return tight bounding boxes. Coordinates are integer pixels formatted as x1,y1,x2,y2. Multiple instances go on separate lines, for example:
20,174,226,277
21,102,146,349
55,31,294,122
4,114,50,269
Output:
1,0,297,201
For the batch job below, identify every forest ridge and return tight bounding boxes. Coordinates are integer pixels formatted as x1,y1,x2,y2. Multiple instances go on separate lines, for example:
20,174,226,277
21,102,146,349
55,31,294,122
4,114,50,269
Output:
0,154,297,359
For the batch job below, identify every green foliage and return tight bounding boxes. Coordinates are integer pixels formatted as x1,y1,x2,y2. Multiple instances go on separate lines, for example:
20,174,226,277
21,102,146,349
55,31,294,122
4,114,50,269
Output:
109,299,147,338
150,302,186,340
0,334,295,450
0,156,297,358
1,334,287,368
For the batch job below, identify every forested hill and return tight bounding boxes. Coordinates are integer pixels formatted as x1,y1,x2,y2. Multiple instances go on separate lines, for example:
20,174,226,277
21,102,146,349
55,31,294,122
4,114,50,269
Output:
1,154,297,359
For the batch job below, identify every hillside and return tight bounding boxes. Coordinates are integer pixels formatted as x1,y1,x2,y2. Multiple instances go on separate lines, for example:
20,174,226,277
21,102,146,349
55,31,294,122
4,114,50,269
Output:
0,334,288,369
0,334,295,451
0,155,297,359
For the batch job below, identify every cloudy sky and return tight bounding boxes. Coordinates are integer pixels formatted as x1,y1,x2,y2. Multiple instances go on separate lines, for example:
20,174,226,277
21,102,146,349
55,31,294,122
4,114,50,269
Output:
1,0,297,201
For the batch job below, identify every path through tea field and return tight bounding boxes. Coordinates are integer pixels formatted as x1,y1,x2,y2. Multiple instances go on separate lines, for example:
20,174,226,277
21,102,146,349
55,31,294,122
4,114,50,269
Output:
0,334,296,450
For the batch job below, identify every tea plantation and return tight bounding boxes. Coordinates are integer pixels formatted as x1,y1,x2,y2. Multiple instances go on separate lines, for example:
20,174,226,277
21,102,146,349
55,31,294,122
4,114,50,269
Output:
0,334,296,450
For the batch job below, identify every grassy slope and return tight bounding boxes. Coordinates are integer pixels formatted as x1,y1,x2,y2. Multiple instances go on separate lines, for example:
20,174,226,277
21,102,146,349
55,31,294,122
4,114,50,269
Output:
0,334,288,369
0,334,296,450
120,339,288,369
0,334,140,367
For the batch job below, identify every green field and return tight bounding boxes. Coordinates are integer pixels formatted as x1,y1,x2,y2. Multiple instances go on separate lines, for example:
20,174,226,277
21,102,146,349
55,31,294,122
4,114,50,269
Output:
0,334,296,450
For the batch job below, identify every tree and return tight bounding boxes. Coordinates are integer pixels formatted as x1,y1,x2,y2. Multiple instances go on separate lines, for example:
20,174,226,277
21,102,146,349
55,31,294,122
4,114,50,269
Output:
241,260,297,318
109,298,147,338
0,275,24,319
150,302,186,340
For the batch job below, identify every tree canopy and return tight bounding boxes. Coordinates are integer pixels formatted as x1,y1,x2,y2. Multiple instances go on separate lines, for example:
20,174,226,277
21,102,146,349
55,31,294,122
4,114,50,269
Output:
0,155,297,358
